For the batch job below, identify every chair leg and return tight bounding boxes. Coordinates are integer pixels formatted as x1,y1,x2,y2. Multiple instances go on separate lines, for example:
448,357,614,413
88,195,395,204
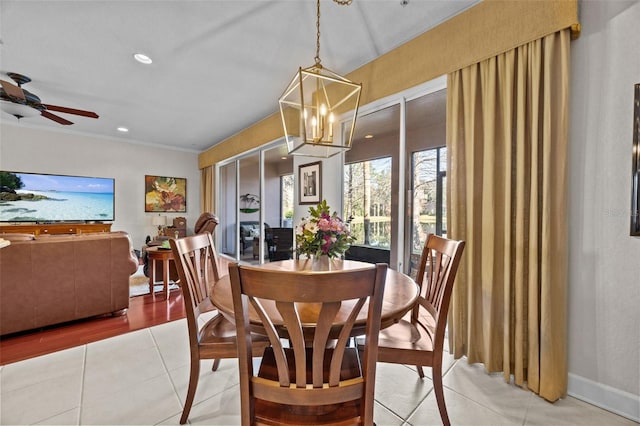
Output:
416,365,425,378
432,364,450,426
180,357,201,425
212,359,220,371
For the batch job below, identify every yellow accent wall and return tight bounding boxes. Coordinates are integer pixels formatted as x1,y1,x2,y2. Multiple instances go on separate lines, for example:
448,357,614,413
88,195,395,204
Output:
198,0,579,169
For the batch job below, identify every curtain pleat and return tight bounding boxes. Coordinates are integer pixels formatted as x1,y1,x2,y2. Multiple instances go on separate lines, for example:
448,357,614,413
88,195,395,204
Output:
201,166,215,213
447,29,569,401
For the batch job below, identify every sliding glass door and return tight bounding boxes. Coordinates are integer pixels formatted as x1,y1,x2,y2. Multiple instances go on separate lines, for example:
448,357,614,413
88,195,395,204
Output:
404,89,447,276
343,81,447,275
217,142,293,264
344,104,399,266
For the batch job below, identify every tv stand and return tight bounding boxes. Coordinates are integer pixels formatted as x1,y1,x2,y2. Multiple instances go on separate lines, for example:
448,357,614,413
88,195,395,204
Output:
0,222,112,236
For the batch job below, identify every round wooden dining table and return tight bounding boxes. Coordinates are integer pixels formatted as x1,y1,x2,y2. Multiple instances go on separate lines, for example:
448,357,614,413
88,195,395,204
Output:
209,258,419,336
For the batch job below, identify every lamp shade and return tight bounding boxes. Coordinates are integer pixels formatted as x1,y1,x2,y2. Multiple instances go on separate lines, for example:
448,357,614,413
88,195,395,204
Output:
279,64,361,158
152,215,166,226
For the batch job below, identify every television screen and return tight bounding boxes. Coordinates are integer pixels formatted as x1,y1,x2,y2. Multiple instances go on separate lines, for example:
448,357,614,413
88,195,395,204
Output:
0,171,115,223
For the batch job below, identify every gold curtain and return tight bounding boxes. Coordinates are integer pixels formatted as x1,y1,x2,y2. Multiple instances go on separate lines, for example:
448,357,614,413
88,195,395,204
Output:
447,29,570,401
200,166,215,213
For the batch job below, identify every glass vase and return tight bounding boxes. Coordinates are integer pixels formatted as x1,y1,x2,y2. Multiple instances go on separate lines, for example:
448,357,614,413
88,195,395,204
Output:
312,254,331,271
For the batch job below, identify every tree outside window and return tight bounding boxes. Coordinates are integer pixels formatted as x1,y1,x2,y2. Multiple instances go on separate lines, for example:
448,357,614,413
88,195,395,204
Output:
344,157,392,248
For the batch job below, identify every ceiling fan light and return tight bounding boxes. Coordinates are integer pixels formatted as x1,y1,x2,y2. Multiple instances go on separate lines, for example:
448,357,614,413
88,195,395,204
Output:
133,53,153,65
0,101,39,119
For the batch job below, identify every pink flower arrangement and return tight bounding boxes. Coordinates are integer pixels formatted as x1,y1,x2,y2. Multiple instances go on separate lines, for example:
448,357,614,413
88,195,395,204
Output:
296,200,355,258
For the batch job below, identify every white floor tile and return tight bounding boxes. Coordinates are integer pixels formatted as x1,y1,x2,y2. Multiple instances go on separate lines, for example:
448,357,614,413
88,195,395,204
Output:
150,318,191,372
1,321,634,426
523,393,639,426
374,401,406,426
374,362,434,421
34,408,81,425
82,328,167,405
168,358,239,408
1,371,83,425
80,373,182,425
184,383,243,425
443,360,533,423
0,345,85,392
408,387,520,426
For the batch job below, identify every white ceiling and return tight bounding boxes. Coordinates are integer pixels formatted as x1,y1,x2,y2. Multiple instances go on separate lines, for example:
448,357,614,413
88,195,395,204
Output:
0,0,478,153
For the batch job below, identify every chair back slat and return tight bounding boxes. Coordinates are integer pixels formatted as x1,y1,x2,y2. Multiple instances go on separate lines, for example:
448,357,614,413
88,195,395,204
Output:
170,233,220,342
275,300,305,387
313,301,340,387
329,297,366,386
230,261,387,424
414,234,465,344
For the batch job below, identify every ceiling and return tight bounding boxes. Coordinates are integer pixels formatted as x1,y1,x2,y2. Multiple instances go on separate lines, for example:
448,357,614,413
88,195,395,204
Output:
0,0,478,153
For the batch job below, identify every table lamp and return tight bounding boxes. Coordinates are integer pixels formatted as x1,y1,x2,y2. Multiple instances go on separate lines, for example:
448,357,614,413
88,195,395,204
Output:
152,215,166,236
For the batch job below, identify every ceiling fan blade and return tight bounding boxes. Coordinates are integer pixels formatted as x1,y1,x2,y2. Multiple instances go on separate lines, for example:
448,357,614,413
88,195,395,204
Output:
41,110,73,125
0,79,26,101
43,104,99,118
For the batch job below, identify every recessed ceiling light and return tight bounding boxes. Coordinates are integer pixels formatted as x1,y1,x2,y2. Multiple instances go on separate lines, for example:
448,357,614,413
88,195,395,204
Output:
117,127,129,133
133,53,152,65
365,134,374,139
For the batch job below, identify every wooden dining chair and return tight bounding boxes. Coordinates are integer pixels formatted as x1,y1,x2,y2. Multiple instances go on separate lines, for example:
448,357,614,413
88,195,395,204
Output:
357,234,465,426
229,262,388,426
169,233,269,425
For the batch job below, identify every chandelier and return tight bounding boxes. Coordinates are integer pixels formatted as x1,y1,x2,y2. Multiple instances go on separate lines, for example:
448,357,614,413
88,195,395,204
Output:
279,0,361,158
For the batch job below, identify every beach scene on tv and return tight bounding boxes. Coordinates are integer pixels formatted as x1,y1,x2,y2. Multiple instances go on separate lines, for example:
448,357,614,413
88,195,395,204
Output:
0,172,115,222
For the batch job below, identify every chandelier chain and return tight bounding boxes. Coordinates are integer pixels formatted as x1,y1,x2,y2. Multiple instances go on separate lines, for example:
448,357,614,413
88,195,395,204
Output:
315,0,353,66
315,0,321,65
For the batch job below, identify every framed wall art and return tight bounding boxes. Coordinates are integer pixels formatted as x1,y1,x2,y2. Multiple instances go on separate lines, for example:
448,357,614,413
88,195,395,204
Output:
299,161,322,205
631,84,640,236
145,175,187,212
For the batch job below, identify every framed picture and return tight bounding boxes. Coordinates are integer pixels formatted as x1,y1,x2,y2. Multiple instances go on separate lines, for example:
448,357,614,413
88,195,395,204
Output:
299,161,322,205
145,175,187,212
631,84,640,236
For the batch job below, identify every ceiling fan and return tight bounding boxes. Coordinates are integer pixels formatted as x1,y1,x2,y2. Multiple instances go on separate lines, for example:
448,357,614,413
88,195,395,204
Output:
0,72,99,125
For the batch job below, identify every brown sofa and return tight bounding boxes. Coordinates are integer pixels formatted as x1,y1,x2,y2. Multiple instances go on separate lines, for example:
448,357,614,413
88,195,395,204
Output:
0,231,138,336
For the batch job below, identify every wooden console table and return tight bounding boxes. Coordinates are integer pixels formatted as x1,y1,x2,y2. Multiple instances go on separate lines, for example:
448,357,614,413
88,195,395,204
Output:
0,222,112,235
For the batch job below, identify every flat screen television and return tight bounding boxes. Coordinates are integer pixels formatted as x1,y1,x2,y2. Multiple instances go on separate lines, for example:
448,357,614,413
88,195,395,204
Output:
0,171,115,223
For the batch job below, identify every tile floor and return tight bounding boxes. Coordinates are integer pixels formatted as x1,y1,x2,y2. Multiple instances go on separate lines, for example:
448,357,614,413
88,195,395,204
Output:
1,316,636,426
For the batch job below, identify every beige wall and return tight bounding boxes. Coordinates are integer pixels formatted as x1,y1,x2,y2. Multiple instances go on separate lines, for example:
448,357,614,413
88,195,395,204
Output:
567,1,640,419
0,123,201,250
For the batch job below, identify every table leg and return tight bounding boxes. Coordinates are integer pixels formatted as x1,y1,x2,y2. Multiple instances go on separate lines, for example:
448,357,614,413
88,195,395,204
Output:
163,258,170,300
150,258,157,296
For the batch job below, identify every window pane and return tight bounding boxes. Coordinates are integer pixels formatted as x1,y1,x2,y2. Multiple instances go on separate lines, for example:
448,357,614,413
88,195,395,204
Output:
344,157,392,248
239,154,260,262
412,150,437,253
219,162,237,257
411,146,447,254
281,174,294,227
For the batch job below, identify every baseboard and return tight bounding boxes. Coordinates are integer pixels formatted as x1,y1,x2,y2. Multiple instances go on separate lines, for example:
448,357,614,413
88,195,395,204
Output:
568,373,640,422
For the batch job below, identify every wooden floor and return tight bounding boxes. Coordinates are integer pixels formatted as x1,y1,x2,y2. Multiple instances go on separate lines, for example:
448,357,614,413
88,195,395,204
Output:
0,289,186,366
